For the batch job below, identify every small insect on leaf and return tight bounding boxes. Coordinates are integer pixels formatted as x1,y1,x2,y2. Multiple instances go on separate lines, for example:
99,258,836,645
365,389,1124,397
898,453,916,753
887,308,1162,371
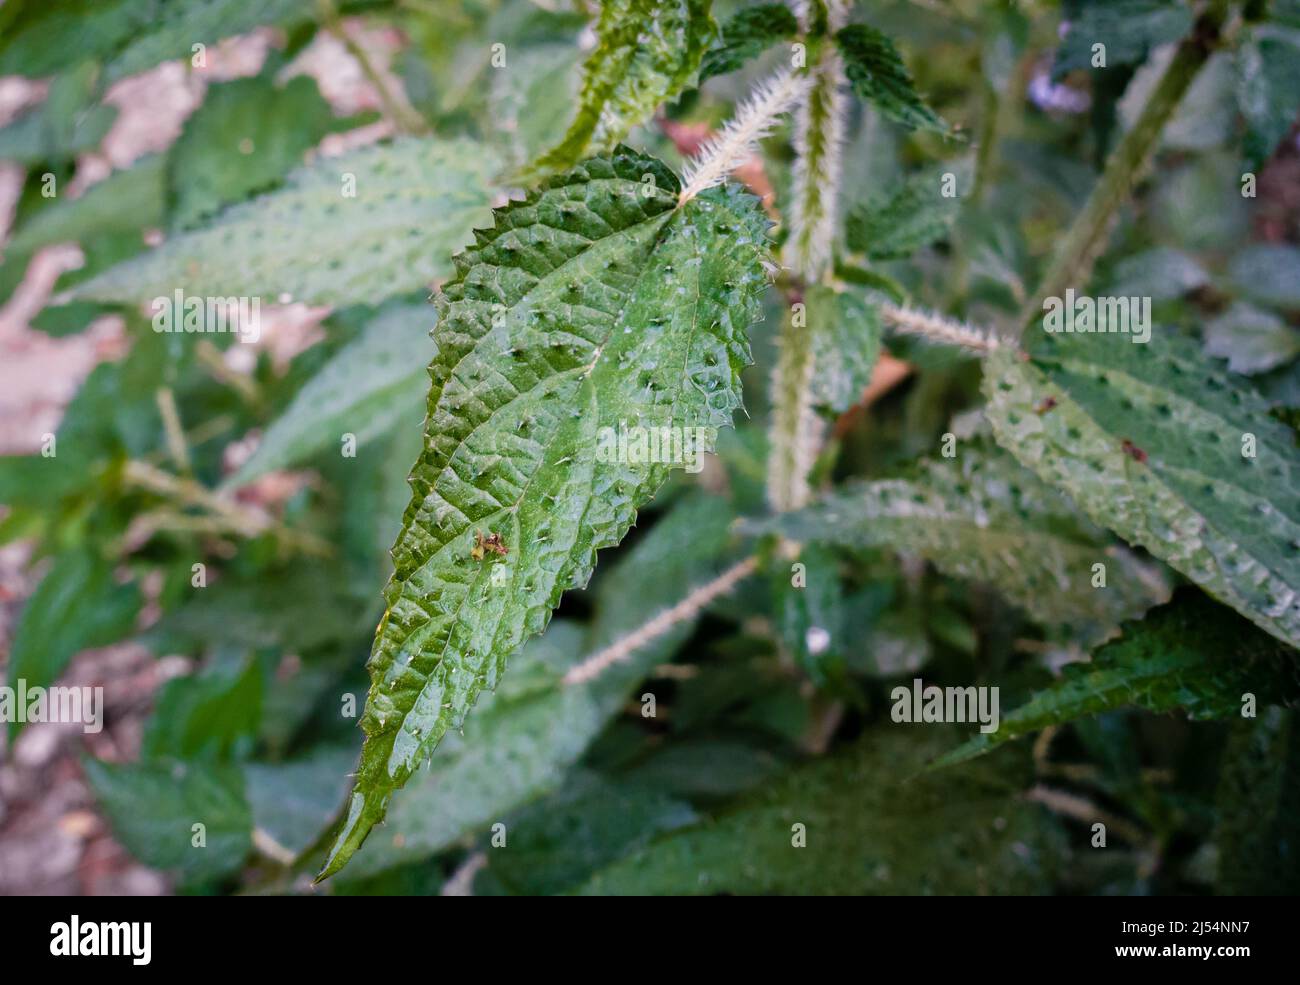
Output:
1120,439,1148,464
1035,396,1058,415
470,530,508,561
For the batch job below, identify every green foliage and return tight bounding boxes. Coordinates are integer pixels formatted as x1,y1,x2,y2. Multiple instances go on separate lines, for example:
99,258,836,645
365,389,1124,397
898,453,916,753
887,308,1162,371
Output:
1053,0,1192,77
529,0,716,175
6,550,141,738
805,284,882,413
834,24,950,134
1214,708,1300,894
699,3,800,82
83,758,251,884
983,329,1300,649
754,442,1169,628
0,62,116,165
4,0,1296,899
577,731,1066,895
1237,25,1300,169
72,138,500,307
936,592,1300,767
319,149,770,878
845,161,971,260
168,73,364,231
232,303,434,485
338,494,738,880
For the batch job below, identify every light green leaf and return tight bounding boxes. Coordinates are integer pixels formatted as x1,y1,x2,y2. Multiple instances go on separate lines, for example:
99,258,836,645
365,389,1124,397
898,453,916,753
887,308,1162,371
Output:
1226,244,1300,311
72,138,500,308
983,328,1300,648
83,758,251,884
318,149,769,880
935,592,1300,768
7,550,141,739
529,0,716,174
577,730,1065,894
834,24,950,134
699,3,800,82
1204,301,1300,375
1102,246,1208,301
336,493,739,880
489,43,583,172
806,284,882,413
845,161,971,260
233,303,434,485
751,442,1169,628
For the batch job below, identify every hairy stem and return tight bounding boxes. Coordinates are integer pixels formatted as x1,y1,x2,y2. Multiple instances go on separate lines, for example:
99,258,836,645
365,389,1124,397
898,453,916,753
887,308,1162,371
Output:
562,556,759,685
766,0,850,512
1018,0,1234,335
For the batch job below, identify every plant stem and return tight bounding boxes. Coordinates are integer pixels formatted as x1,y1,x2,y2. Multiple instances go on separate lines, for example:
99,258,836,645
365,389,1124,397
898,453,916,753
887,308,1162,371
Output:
318,0,426,135
562,556,759,685
1018,0,1234,335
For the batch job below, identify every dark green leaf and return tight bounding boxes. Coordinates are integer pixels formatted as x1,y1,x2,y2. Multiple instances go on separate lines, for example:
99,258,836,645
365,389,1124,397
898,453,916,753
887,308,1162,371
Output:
699,3,799,82
834,24,950,134
935,591,1300,768
577,730,1065,894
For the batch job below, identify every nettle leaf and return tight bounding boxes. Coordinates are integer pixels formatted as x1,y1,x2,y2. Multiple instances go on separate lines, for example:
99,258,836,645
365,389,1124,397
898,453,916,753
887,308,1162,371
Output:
805,284,881,414
530,0,716,174
337,494,737,880
1052,0,1192,78
577,730,1066,895
983,328,1300,649
83,758,251,885
232,303,434,486
936,591,1300,768
751,442,1169,628
833,24,950,134
169,74,363,231
71,138,499,308
845,160,972,260
7,550,141,739
318,149,770,880
1237,27,1300,170
699,3,799,82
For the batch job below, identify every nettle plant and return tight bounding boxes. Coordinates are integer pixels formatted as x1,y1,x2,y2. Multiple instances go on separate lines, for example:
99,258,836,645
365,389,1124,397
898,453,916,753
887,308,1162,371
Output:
3,0,1299,894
